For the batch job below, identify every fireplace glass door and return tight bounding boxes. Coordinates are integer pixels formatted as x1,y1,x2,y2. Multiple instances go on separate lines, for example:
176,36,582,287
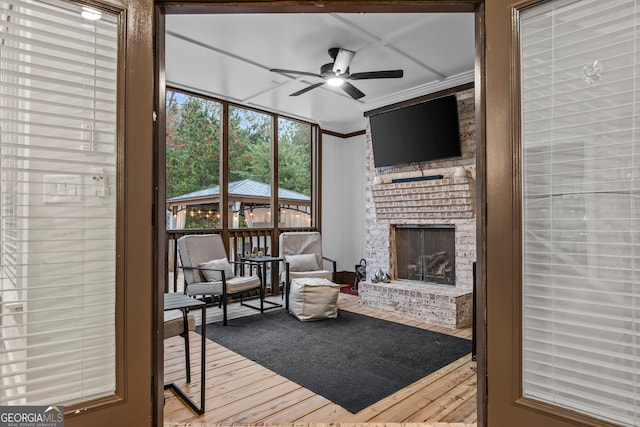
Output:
395,226,455,285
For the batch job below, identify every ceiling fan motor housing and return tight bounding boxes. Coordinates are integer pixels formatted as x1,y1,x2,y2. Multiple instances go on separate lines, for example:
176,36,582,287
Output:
321,62,348,78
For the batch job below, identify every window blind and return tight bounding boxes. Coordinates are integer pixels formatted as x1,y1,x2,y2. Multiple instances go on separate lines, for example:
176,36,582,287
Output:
520,0,640,425
0,0,118,405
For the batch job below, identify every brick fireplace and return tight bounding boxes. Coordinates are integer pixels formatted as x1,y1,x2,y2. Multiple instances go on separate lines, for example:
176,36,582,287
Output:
360,87,475,329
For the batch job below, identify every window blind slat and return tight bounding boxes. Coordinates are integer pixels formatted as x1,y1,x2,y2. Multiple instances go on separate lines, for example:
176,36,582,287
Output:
1,69,117,96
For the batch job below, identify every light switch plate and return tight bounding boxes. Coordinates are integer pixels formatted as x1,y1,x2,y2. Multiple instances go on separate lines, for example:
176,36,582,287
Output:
44,174,82,204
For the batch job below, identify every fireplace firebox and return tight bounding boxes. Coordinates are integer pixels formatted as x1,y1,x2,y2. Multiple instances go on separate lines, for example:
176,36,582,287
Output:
394,225,455,285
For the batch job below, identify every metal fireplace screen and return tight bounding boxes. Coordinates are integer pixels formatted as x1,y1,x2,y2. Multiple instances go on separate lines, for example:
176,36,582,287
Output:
395,226,455,285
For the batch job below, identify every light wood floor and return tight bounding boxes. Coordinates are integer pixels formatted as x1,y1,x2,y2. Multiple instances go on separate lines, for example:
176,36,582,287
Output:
163,292,477,427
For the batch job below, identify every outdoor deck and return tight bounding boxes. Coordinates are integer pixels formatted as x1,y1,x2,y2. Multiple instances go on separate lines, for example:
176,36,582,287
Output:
163,292,477,426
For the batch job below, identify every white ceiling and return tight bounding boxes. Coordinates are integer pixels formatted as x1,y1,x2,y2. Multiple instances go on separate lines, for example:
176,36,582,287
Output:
165,13,475,134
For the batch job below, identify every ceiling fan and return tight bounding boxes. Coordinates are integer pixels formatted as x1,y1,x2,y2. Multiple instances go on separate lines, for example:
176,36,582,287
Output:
270,47,404,100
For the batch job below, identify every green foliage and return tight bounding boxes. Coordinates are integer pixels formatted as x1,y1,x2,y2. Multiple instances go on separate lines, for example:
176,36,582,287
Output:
166,90,312,199
278,119,311,196
228,106,272,183
166,91,221,198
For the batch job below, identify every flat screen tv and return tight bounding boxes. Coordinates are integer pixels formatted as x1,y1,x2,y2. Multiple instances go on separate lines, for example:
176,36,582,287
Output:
369,94,462,168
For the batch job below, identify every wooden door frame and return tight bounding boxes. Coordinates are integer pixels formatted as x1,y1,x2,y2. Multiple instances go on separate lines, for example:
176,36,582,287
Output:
153,2,487,426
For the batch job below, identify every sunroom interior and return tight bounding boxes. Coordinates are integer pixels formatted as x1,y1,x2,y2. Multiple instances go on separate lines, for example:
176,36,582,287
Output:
161,9,479,425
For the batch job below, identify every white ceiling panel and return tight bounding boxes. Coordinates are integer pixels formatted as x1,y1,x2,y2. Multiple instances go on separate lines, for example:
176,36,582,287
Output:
165,12,475,133
391,14,476,77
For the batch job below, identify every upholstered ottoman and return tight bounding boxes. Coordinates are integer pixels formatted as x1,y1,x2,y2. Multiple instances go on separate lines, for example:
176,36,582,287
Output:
288,277,340,321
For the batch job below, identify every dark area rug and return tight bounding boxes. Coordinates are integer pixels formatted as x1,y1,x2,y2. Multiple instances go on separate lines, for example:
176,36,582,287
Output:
197,309,471,413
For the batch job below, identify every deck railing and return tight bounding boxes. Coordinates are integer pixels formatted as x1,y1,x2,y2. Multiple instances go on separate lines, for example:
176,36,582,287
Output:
166,227,316,293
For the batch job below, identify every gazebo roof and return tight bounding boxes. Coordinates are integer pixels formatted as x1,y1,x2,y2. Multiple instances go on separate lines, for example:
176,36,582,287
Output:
166,179,310,203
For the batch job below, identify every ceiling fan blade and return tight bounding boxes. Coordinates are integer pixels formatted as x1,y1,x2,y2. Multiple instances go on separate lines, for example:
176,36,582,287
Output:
340,82,365,100
270,68,323,78
349,70,404,80
290,82,325,96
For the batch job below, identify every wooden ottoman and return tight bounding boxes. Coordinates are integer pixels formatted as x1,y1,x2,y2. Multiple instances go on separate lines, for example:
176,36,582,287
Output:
288,277,340,321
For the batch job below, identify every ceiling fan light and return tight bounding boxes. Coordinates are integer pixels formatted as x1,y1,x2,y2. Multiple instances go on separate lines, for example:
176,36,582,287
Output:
327,76,345,87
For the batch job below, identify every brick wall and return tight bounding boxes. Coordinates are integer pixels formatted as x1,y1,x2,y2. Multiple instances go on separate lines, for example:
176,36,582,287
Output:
365,87,476,291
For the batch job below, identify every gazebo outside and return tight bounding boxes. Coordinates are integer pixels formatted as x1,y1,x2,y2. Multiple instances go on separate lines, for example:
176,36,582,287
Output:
166,178,311,230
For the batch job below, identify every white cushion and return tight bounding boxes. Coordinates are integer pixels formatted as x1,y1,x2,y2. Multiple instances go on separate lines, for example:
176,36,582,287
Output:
289,270,333,282
199,257,234,282
286,253,320,272
289,278,339,321
225,275,261,294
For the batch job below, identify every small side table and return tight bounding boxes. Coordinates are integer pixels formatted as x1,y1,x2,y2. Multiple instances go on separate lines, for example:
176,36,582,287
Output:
163,293,206,415
239,255,284,308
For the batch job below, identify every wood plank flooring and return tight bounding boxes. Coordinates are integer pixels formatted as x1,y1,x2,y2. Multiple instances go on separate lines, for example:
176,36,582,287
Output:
163,292,477,427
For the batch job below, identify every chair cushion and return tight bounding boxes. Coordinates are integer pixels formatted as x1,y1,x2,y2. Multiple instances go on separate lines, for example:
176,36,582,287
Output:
288,277,339,321
279,232,324,273
164,309,196,339
199,257,234,282
186,274,260,297
225,275,261,294
186,281,223,296
288,269,333,282
286,253,320,272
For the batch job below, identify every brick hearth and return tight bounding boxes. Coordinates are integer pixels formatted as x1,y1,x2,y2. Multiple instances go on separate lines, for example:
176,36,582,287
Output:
359,280,473,329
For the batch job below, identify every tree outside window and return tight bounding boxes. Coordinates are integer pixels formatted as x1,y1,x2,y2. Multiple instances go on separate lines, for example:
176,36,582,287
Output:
166,90,313,230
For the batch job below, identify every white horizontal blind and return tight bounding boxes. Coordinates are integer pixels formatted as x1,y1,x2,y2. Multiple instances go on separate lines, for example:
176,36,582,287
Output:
0,0,118,405
520,0,640,425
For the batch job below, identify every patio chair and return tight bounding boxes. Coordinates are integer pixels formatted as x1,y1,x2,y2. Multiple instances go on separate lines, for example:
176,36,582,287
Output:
177,234,264,325
279,231,337,309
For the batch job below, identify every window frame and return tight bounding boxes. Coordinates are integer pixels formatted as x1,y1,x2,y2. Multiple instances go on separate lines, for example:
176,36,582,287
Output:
165,86,320,232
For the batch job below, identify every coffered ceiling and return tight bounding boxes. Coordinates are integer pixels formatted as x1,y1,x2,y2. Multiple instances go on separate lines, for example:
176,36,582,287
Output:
165,12,475,134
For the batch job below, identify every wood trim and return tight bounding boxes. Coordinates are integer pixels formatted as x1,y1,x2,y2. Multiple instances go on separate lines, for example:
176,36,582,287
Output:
473,3,486,427
320,128,367,139
314,126,322,231
272,112,280,242
221,101,230,249
160,1,479,14
509,0,525,410
154,5,168,425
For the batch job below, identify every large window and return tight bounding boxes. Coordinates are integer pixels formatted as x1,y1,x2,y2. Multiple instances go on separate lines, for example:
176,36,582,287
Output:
165,89,315,230
166,91,222,229
278,117,311,228
1,0,119,405
520,0,640,424
228,105,273,228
